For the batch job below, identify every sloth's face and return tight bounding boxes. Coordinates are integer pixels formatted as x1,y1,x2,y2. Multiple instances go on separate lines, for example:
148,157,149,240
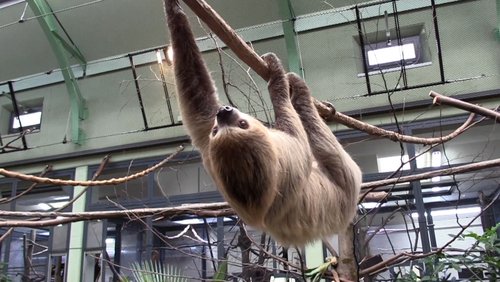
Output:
211,105,253,138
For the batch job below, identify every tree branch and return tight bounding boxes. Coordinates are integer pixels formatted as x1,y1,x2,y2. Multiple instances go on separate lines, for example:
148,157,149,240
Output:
0,145,184,187
430,91,500,121
360,158,500,190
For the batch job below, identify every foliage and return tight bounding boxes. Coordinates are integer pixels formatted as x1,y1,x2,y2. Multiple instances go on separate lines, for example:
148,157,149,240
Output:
0,263,11,282
461,222,500,280
396,223,500,281
305,257,337,282
213,260,228,281
125,260,186,282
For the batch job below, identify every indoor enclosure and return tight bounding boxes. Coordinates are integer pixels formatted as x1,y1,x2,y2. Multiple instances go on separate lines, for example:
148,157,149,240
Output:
0,0,499,281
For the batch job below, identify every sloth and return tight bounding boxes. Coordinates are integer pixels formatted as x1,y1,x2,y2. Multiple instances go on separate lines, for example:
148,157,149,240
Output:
165,0,362,246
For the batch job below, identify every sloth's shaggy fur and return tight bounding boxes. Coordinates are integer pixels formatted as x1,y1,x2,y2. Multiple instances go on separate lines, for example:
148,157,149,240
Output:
165,0,362,246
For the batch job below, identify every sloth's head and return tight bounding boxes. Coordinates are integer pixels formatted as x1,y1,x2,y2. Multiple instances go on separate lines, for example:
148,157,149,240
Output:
210,105,268,141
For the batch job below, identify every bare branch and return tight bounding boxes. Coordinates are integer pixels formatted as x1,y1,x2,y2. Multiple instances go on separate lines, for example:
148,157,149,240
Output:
0,202,234,227
0,165,52,204
331,111,476,145
0,145,184,186
0,227,13,243
430,91,500,121
0,128,32,150
361,157,500,190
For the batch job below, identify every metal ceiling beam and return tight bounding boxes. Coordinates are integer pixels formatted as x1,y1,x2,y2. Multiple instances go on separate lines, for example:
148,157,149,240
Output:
278,0,302,76
27,0,87,145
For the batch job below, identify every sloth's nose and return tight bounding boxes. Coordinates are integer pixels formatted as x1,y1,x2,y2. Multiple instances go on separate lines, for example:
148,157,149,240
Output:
216,105,235,125
217,105,233,114
217,105,233,117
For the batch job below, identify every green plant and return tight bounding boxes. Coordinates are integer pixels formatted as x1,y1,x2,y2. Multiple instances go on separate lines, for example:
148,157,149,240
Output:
128,260,186,282
305,257,337,282
461,222,500,280
213,260,228,281
0,263,11,282
396,223,500,281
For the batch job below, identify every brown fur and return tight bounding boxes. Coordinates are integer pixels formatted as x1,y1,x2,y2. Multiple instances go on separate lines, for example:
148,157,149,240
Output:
165,0,362,246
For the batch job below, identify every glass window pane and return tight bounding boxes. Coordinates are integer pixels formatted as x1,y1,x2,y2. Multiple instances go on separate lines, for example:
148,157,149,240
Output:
91,166,148,204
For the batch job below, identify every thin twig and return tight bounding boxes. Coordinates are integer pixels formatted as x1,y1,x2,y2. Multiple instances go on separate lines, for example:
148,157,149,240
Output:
0,129,32,150
0,227,13,243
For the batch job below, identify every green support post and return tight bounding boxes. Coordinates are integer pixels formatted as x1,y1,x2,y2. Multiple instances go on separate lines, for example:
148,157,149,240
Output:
278,0,327,268
66,166,88,281
278,0,303,76
27,0,87,145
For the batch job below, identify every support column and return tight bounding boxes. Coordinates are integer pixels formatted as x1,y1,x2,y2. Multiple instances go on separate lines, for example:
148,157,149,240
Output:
278,0,302,76
278,0,323,268
66,166,89,281
405,130,432,254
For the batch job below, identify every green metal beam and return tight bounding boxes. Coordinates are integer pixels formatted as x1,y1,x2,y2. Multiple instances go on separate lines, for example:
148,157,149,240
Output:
278,0,303,77
28,0,87,145
51,31,87,68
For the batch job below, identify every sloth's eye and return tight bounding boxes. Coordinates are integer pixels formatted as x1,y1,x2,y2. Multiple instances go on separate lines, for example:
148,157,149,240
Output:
238,120,249,129
212,126,219,136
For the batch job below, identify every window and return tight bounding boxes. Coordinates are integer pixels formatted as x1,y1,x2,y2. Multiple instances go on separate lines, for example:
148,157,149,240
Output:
8,107,42,134
366,39,418,68
363,35,428,74
356,24,432,77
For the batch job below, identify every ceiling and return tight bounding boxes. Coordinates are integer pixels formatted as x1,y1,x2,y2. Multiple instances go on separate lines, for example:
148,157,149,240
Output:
0,0,360,82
